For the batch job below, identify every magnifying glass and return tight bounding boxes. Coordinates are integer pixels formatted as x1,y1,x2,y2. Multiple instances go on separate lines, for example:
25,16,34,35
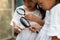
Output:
20,17,30,28
16,8,30,28
16,8,39,33
16,8,25,15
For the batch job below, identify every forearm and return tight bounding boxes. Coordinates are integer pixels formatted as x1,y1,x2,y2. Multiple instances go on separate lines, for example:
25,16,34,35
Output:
36,18,45,26
33,17,45,26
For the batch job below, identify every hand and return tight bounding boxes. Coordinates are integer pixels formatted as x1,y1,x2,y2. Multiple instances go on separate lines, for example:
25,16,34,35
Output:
25,14,44,26
52,36,60,40
25,14,37,21
29,24,42,33
13,22,22,34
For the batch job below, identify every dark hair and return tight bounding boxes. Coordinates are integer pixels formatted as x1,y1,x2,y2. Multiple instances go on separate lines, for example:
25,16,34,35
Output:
56,0,60,3
39,8,46,20
37,4,46,20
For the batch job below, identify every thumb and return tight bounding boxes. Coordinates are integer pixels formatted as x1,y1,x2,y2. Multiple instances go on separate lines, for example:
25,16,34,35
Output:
13,21,16,27
18,29,22,32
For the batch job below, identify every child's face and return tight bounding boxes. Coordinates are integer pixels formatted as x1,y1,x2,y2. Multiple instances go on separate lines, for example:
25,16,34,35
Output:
38,0,56,10
23,0,36,9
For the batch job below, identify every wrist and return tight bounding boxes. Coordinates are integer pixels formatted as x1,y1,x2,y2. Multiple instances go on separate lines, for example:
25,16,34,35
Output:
36,19,45,26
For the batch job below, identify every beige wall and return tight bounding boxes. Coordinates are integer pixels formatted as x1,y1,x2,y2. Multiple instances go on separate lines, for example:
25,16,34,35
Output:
0,0,12,9
0,0,13,40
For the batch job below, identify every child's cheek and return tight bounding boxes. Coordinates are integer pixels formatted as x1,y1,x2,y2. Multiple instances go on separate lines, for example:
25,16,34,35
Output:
42,5,51,10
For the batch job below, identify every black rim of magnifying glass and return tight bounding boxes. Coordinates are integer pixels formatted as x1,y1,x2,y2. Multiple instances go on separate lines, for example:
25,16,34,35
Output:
20,17,31,28
16,8,25,15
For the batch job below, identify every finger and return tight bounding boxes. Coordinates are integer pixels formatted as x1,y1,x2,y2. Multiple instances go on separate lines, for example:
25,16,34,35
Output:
18,29,22,32
13,21,16,27
25,16,28,20
14,30,20,33
36,28,41,33
17,29,22,33
14,27,21,33
32,27,39,33
14,28,21,33
37,27,42,32
31,26,39,33
25,14,29,17
25,14,31,18
25,14,27,17
29,27,36,32
13,22,22,33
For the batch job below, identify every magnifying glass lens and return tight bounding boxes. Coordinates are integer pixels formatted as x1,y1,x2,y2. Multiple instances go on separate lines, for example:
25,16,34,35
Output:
20,17,30,28
17,8,25,15
18,9,25,15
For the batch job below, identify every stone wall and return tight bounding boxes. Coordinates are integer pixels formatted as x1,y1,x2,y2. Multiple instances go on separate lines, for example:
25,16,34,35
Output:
0,0,13,40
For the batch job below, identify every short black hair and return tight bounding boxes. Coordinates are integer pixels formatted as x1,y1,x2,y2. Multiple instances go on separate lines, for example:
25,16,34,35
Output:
39,8,46,20
37,4,46,20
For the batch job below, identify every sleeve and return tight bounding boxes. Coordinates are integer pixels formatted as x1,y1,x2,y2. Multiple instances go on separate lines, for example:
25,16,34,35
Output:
47,7,60,39
10,8,25,29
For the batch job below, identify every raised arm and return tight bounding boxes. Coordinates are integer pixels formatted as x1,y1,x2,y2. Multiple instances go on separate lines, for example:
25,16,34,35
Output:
25,14,45,26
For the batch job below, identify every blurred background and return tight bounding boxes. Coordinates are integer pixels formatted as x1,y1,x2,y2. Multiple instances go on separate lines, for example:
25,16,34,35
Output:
0,0,23,40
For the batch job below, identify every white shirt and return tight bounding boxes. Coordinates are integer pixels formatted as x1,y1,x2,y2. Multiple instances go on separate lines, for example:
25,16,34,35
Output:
10,5,42,29
44,3,60,39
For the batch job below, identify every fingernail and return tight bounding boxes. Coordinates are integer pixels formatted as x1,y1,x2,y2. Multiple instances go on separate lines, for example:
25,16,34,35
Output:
18,29,21,32
36,31,39,33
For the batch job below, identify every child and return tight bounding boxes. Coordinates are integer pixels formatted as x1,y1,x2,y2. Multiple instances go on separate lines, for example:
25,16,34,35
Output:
10,0,44,40
34,0,60,40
